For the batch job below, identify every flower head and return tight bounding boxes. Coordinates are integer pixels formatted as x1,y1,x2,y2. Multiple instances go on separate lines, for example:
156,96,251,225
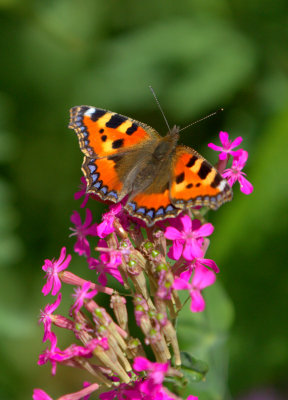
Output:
208,131,243,160
39,293,62,343
70,281,98,315
222,150,254,194
70,209,98,257
42,247,71,296
165,215,214,261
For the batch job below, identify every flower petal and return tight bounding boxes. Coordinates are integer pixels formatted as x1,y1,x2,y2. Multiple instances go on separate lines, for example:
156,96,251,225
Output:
180,214,192,233
70,211,82,227
219,152,228,160
207,143,223,152
192,265,216,289
195,222,214,238
133,356,151,371
164,227,182,240
238,175,254,195
173,277,190,290
230,136,243,148
219,131,229,146
190,290,205,312
167,240,183,260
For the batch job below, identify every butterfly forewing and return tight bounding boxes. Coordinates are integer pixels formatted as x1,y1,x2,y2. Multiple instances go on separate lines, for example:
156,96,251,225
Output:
170,146,232,209
69,106,160,159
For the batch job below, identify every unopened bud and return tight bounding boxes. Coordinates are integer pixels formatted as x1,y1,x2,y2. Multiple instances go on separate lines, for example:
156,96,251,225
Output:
110,294,129,334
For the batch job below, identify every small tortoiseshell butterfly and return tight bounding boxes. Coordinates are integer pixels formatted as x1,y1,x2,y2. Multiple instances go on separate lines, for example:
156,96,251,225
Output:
69,106,232,226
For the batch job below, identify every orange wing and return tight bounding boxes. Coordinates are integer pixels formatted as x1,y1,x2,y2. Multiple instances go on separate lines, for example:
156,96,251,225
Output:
170,146,233,210
69,106,160,158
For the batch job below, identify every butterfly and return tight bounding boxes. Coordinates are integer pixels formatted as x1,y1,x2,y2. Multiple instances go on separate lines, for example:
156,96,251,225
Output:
69,106,232,226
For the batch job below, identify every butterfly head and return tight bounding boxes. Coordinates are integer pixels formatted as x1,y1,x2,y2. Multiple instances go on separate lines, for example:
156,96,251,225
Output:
168,125,180,139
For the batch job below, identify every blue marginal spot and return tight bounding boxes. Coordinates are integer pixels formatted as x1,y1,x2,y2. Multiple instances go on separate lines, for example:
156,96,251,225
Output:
128,202,136,211
91,173,99,183
84,139,89,146
146,209,154,219
88,164,96,173
108,191,118,200
94,181,101,189
101,186,108,194
156,207,165,216
165,205,174,212
136,207,146,215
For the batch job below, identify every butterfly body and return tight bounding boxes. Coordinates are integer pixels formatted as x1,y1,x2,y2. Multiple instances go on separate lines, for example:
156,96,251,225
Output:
69,106,232,226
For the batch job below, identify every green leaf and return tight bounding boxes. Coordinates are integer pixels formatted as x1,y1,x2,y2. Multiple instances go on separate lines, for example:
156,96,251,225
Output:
181,351,209,382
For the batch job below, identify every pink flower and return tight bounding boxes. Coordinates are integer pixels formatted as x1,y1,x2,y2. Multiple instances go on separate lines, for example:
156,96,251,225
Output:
222,150,253,194
165,215,214,261
42,247,71,296
74,176,90,208
70,209,98,257
208,131,243,160
70,282,98,315
89,238,124,285
173,265,216,312
38,336,96,375
88,255,123,286
39,293,62,343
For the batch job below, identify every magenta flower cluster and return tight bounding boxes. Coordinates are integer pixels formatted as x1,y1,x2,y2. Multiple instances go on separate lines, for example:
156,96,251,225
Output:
208,131,253,194
34,132,252,400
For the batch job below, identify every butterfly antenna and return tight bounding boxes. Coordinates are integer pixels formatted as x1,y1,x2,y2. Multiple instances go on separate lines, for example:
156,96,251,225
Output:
149,86,171,132
178,108,224,133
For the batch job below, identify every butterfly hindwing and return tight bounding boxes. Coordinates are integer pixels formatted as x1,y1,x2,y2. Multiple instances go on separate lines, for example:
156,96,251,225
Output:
69,106,160,159
170,146,232,210
125,172,181,226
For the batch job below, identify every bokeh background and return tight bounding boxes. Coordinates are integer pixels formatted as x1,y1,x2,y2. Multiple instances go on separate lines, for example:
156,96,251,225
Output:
0,1,287,399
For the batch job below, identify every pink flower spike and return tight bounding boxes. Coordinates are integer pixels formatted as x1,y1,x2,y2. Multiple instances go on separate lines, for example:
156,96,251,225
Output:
208,131,243,160
70,282,98,315
70,209,98,257
222,150,254,195
187,396,198,400
33,389,53,400
74,176,90,208
39,293,62,343
42,247,71,296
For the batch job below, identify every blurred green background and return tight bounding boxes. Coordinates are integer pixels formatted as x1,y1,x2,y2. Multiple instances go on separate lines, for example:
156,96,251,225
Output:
0,0,287,399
